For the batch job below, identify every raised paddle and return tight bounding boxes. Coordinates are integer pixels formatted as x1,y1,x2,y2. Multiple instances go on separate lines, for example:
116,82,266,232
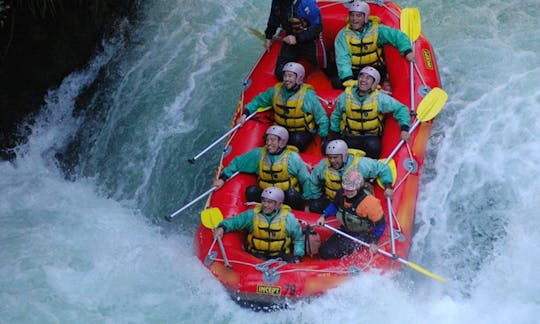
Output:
400,8,421,114
164,171,239,221
385,87,448,162
188,106,271,164
201,207,232,269
323,224,447,282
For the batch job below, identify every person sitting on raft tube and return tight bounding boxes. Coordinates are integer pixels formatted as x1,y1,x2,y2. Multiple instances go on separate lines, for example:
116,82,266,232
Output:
264,0,327,80
213,125,310,210
316,170,385,259
237,62,329,152
334,0,414,88
305,139,393,213
329,66,410,159
213,186,305,263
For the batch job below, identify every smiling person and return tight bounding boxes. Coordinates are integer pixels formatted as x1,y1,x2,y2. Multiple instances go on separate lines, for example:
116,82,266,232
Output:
305,139,394,213
213,186,305,262
329,66,410,159
315,170,386,259
237,62,329,152
213,125,310,210
334,0,414,89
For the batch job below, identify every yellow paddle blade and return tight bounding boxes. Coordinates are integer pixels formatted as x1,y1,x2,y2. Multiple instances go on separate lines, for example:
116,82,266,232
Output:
377,158,397,188
246,27,265,41
201,207,224,229
400,8,421,42
406,260,448,283
416,87,448,122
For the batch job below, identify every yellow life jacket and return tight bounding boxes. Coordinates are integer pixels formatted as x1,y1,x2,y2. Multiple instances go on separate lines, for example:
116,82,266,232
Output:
273,83,316,133
345,17,384,70
340,87,383,135
247,205,292,257
258,147,300,191
323,154,360,200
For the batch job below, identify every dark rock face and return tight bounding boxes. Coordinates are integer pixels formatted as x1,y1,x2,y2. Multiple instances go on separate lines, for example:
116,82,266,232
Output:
0,1,137,160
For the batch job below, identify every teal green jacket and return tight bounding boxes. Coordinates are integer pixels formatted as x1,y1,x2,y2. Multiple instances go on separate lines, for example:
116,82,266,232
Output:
334,22,412,80
305,153,393,200
245,85,329,137
218,208,305,257
330,89,411,132
221,147,311,199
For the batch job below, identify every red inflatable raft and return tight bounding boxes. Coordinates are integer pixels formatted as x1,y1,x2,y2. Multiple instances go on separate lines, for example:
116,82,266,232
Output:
193,1,447,309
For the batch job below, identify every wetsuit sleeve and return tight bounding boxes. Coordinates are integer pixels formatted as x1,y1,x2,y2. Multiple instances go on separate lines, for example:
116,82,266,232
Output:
221,148,262,178
377,92,411,131
218,209,255,233
286,213,305,257
329,93,346,133
303,160,326,199
334,28,354,81
288,152,310,198
357,157,393,186
244,87,275,115
264,0,281,39
322,202,338,217
377,24,413,56
303,89,329,137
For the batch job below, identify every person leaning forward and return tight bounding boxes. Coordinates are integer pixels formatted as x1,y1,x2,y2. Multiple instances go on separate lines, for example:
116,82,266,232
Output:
334,0,414,88
238,62,329,152
213,186,305,263
329,66,410,159
304,139,393,213
213,125,310,210
264,0,327,80
316,170,386,259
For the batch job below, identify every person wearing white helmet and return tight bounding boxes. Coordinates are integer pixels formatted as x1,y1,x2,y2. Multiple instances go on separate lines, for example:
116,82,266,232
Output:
329,65,411,158
238,61,329,152
334,0,414,88
304,139,394,213
213,186,305,262
213,125,310,210
264,0,328,80
315,170,386,259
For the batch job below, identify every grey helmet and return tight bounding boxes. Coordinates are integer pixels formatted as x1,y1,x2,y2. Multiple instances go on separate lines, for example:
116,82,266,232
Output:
359,66,381,91
326,139,349,161
265,125,289,148
282,62,305,85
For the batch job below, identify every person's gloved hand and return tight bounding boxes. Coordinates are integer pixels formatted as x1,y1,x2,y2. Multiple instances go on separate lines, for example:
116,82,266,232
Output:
317,216,325,226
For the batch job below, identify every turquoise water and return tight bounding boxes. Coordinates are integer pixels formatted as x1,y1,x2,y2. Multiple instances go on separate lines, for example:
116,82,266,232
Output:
1,1,539,322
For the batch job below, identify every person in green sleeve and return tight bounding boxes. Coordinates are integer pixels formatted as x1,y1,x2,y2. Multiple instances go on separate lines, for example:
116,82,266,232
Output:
237,62,329,152
334,0,414,89
305,139,394,213
213,125,310,210
329,66,411,159
213,186,305,262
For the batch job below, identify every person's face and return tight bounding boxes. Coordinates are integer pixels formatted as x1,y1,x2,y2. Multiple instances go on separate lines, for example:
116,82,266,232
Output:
358,72,375,93
327,154,344,170
282,71,298,90
349,11,366,31
265,134,281,154
261,197,279,214
343,188,358,199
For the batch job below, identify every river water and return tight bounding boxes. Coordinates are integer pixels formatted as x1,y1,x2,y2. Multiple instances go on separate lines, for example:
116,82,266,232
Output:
1,0,539,323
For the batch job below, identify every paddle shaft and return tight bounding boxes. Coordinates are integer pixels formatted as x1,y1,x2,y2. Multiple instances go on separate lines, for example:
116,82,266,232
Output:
189,111,259,164
323,224,447,282
165,171,239,221
216,236,232,269
386,196,397,257
385,118,421,162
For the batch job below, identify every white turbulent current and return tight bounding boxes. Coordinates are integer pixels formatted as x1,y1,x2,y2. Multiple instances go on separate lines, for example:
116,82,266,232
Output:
1,0,540,323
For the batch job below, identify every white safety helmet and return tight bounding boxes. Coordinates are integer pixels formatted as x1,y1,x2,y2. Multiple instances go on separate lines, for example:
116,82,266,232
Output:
261,186,285,207
282,62,305,85
326,139,349,162
265,125,289,148
342,170,364,191
359,66,381,91
348,0,370,23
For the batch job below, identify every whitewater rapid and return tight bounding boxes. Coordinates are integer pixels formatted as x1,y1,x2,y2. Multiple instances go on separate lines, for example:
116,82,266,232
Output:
1,0,539,323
